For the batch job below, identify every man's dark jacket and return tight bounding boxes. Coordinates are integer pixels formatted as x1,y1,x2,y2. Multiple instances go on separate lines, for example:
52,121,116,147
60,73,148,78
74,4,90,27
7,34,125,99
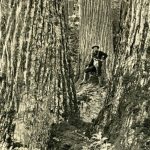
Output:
88,50,107,67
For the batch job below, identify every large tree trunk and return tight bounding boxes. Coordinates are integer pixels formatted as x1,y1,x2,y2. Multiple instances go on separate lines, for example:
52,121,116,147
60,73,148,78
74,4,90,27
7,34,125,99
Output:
0,0,78,149
93,0,150,149
79,0,114,81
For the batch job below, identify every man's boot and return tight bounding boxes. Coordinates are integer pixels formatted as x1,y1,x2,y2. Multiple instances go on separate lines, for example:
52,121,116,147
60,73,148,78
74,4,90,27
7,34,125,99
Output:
80,73,89,85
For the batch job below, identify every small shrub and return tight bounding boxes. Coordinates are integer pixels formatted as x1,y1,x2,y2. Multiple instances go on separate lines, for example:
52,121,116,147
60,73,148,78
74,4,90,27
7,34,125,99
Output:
82,131,114,150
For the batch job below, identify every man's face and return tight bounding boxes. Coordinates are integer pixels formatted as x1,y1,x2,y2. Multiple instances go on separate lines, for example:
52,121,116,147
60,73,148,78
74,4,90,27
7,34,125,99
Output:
93,47,99,51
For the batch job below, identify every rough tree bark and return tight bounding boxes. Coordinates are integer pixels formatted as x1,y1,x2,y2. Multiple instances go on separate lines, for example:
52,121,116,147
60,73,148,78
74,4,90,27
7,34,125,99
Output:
0,0,78,148
93,0,150,149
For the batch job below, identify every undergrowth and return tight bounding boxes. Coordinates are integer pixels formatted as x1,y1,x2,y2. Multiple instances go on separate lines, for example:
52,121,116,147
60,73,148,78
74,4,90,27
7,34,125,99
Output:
82,131,114,150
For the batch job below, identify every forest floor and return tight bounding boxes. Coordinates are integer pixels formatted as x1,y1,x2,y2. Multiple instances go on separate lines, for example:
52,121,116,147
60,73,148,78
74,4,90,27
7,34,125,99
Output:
48,79,108,149
0,78,108,150
49,121,90,149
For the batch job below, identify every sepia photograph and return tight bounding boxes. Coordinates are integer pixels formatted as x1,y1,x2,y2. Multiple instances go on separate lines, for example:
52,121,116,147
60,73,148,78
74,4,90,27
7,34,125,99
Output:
0,0,150,149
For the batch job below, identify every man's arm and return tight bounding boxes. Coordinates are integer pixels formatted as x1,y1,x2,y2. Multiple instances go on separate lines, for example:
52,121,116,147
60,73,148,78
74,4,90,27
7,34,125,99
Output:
88,58,94,66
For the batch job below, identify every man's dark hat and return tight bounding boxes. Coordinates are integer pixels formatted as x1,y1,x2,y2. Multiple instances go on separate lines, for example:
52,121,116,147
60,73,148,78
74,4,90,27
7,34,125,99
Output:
92,45,99,49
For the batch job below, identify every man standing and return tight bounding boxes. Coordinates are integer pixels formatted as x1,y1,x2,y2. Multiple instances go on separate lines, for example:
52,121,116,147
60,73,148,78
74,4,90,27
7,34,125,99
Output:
81,45,107,86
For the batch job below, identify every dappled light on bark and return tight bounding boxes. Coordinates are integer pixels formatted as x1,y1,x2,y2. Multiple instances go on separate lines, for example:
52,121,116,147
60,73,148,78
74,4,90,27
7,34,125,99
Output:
0,0,78,149
0,0,150,150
